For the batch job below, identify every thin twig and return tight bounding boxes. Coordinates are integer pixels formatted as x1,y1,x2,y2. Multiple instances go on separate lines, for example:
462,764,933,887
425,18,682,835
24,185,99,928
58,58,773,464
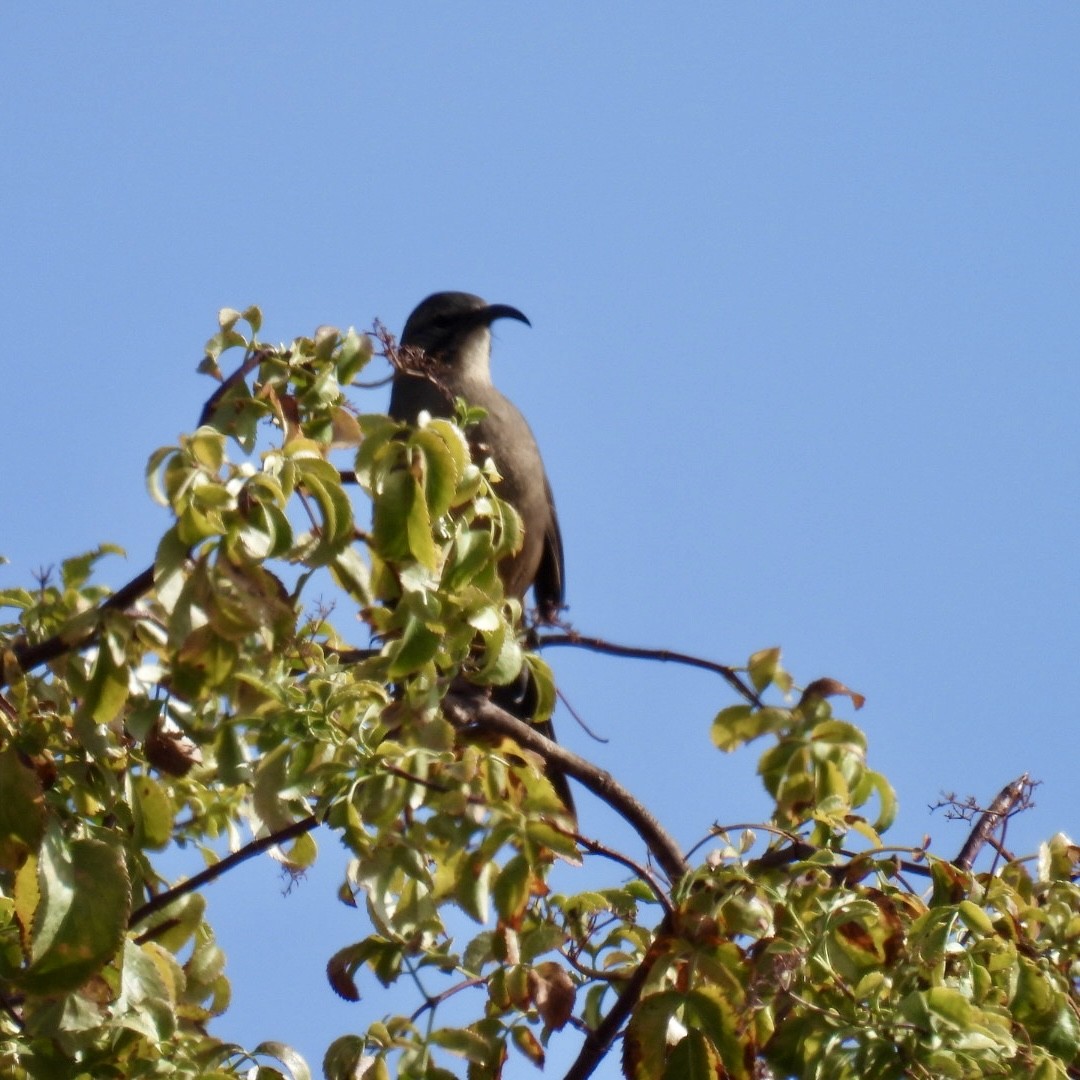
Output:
556,686,609,743
537,632,761,707
409,976,486,1023
556,827,673,917
128,816,319,928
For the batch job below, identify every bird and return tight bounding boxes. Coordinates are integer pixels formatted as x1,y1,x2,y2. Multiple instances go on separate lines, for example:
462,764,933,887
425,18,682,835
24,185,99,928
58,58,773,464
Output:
390,292,565,622
390,291,572,813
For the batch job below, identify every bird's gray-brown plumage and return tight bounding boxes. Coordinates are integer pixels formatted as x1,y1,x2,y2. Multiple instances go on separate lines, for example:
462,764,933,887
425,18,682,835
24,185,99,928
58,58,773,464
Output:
390,291,572,813
390,291,564,622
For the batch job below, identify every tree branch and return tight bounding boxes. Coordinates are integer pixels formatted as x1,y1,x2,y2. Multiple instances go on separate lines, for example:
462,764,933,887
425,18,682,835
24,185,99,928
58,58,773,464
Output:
953,774,1032,871
7,564,156,683
563,922,671,1080
442,691,688,883
559,828,674,918
537,632,761,706
409,976,486,1023
197,348,264,426
128,816,319,928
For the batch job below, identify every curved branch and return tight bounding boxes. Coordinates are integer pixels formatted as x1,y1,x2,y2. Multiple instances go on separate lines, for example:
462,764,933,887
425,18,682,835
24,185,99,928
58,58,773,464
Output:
129,815,319,928
537,633,761,706
560,828,673,917
443,691,688,883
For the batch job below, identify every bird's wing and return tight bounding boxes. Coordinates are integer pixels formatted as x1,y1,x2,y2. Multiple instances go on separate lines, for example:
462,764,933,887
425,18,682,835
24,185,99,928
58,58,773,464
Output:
533,474,565,623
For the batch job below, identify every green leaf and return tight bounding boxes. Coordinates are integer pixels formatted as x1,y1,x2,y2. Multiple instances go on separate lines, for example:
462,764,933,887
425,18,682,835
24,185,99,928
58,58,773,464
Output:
864,768,898,831
129,773,175,851
444,529,497,591
0,749,45,872
336,328,373,385
522,653,557,723
412,427,462,520
747,646,783,693
477,624,522,685
204,326,248,361
711,705,790,752
291,457,355,564
386,616,442,678
1,828,130,995
923,985,975,1027
79,636,130,726
1036,1000,1080,1061
189,426,227,471
116,938,179,1041
372,469,419,560
329,544,373,605
324,1037,382,1080
664,1029,719,1080
429,1025,493,1064
235,501,294,561
405,474,438,569
957,900,994,937
525,820,580,862
510,1025,544,1067
493,855,531,922
240,304,262,336
455,852,493,925
684,986,750,1079
624,991,681,1078
251,1041,311,1080
254,743,302,833
60,544,125,590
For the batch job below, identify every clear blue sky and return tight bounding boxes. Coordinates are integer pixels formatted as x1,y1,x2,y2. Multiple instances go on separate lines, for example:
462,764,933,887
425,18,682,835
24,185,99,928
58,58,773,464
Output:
3,6,1079,1076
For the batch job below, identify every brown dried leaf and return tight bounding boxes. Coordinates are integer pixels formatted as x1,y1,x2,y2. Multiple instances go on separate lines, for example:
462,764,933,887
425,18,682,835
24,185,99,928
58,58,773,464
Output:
527,961,576,1031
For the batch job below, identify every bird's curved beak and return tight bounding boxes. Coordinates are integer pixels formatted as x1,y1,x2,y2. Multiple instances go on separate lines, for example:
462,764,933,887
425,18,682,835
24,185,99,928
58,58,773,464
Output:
480,303,531,329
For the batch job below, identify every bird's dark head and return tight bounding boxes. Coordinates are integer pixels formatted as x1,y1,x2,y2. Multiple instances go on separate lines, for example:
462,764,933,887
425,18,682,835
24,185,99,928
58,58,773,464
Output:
400,291,530,360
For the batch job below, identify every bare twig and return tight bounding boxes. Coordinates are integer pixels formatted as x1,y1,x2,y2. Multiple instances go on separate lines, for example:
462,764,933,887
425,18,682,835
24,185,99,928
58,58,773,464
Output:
556,686,609,743
409,976,486,1023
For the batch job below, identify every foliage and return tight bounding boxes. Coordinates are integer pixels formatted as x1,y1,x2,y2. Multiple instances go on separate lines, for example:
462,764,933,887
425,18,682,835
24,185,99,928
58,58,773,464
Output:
1,309,1078,1080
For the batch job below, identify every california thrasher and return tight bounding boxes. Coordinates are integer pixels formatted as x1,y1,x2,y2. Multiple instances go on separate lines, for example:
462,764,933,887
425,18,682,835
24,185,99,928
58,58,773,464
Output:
390,291,572,813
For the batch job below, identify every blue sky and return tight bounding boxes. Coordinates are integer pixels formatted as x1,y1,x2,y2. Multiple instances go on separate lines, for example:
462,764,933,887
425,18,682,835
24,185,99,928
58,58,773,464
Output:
4,6,1079,1076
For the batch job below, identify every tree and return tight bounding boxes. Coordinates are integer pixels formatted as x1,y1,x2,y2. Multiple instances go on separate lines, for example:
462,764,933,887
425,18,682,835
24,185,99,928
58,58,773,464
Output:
1,309,1078,1080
